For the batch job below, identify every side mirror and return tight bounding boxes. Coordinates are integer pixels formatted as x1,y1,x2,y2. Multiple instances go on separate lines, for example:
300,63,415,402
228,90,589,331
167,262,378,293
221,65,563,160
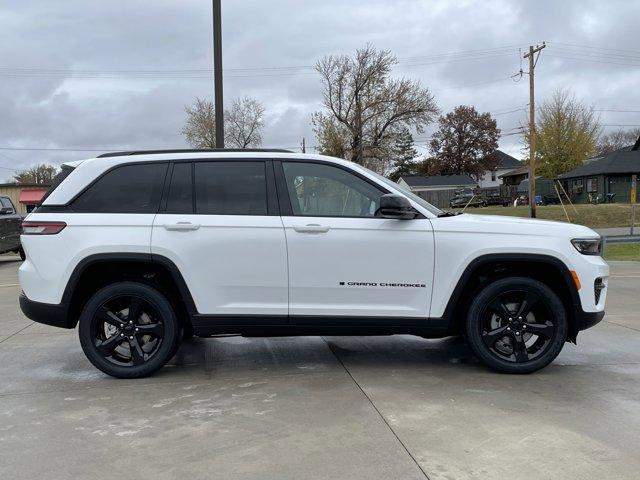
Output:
0,207,13,215
378,194,416,220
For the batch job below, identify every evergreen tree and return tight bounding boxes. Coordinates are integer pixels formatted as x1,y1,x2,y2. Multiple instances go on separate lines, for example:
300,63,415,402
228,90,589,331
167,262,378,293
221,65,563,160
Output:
389,128,418,181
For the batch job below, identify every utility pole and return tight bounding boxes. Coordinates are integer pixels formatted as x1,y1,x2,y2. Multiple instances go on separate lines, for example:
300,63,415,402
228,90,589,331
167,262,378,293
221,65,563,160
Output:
301,137,306,153
212,0,224,148
523,42,545,218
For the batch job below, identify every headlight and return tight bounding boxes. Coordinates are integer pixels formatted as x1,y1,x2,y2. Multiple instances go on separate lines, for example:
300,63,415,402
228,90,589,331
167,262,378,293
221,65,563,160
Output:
571,238,602,256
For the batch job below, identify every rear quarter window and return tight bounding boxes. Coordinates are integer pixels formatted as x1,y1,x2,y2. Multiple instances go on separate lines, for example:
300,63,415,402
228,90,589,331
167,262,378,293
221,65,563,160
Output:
72,163,168,213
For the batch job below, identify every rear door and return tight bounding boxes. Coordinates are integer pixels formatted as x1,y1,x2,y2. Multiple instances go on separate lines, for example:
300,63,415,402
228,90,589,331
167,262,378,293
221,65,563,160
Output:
277,160,435,322
151,160,288,320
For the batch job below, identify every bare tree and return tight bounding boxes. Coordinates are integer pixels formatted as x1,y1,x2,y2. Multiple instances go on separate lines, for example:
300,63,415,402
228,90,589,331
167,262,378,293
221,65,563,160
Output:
313,44,438,173
182,98,217,148
224,97,265,148
523,89,600,178
595,127,640,156
428,106,500,180
14,164,58,184
181,96,265,149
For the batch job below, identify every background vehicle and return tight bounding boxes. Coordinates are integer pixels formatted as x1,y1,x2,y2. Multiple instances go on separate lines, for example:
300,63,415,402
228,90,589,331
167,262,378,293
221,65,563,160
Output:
0,196,24,260
19,149,608,378
449,192,486,208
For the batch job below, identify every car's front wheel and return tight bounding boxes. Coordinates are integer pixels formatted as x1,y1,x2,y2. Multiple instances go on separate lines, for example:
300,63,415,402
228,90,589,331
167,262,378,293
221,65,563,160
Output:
78,282,180,378
465,277,567,374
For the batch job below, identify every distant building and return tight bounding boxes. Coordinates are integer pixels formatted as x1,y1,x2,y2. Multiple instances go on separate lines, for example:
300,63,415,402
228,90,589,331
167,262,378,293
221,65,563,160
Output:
499,165,529,186
478,150,521,188
0,183,50,214
558,138,640,203
397,174,477,192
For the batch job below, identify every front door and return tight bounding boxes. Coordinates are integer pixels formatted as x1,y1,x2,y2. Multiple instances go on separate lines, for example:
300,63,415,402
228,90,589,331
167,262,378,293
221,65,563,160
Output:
277,161,434,323
151,160,288,320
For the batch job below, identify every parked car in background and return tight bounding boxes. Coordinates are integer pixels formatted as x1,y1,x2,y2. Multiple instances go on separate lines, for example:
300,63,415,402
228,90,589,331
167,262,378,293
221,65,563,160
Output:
0,196,24,259
450,191,486,208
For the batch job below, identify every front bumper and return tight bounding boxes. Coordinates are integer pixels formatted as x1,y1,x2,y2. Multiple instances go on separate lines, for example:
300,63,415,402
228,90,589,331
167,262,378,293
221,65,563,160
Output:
575,309,605,332
19,293,72,329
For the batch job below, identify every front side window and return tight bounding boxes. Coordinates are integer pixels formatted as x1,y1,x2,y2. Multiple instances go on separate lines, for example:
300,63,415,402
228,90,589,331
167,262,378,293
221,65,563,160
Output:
72,163,167,213
195,161,267,215
282,162,384,217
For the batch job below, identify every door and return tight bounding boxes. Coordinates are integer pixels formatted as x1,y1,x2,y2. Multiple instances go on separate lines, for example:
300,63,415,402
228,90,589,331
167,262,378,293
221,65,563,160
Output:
277,161,435,323
151,160,288,319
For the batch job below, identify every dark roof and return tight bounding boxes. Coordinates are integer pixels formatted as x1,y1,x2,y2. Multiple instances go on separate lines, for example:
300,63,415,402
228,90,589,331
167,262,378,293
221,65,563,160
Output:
499,165,529,178
490,150,521,169
0,182,51,188
399,174,477,187
558,148,640,179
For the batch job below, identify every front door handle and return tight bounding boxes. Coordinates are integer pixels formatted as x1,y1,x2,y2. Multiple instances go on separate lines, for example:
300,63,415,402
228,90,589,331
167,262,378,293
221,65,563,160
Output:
164,222,201,231
293,224,330,234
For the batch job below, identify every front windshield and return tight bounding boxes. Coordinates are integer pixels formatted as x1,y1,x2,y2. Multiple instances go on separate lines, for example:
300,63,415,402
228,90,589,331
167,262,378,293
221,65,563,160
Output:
353,165,444,216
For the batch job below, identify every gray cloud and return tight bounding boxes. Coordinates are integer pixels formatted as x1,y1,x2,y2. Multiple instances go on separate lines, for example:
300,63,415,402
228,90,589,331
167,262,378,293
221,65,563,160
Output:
1,0,640,179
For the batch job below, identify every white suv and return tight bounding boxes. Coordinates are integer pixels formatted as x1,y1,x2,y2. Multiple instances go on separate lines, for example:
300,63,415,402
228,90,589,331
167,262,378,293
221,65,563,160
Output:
19,149,608,378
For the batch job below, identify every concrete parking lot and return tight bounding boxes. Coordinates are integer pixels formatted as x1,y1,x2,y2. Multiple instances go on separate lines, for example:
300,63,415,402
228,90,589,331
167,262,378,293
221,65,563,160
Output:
1,257,639,480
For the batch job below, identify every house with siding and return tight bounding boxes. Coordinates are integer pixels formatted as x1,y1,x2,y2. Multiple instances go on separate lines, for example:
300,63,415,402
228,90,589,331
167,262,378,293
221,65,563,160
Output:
478,150,522,188
557,137,640,203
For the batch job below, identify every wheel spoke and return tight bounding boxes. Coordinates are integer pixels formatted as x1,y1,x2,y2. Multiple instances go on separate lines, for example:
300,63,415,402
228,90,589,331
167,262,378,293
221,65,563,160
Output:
488,298,512,320
96,333,124,355
512,334,530,362
135,322,163,337
128,337,146,365
128,297,144,324
482,325,510,347
97,307,123,329
525,322,554,339
515,292,540,319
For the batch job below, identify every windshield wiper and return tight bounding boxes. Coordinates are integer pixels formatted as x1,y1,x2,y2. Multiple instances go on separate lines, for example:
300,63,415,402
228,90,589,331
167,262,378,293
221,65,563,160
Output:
437,211,461,217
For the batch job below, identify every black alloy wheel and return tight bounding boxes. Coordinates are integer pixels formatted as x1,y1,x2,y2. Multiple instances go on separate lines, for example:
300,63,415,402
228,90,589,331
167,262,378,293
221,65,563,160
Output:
79,282,180,378
465,277,567,374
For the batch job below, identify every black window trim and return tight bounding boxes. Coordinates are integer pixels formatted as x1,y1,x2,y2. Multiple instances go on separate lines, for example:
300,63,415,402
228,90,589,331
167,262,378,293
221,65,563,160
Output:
274,159,424,219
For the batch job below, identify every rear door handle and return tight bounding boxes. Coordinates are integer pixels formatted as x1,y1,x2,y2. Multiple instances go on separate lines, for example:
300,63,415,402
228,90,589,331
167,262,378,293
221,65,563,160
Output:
164,222,200,231
293,224,330,234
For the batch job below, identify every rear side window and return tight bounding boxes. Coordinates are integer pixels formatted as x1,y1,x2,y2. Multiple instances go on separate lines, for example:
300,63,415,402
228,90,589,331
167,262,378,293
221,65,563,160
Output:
195,161,267,215
0,197,15,210
166,162,193,214
40,165,75,204
72,163,168,213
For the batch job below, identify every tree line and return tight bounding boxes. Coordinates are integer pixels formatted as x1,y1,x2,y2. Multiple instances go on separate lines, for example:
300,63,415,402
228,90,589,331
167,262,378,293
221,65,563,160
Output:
13,45,640,184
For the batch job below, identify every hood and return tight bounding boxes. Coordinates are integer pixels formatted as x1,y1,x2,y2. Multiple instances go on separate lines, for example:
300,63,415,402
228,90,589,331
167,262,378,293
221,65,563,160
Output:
432,213,599,239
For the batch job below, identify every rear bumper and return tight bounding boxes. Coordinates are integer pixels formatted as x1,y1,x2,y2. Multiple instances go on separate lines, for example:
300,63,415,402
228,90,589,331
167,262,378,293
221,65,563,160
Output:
19,293,72,329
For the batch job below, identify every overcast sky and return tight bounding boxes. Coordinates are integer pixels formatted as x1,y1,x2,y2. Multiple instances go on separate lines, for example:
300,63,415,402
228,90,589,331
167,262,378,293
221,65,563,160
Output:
1,0,640,180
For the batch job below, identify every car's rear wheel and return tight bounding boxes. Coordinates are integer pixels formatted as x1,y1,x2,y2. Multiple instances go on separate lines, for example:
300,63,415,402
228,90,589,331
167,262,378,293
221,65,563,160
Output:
465,277,567,374
78,282,180,378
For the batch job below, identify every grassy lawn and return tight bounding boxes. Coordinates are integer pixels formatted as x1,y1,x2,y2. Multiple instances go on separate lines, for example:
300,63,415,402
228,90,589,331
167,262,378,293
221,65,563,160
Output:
604,243,640,261
474,204,638,229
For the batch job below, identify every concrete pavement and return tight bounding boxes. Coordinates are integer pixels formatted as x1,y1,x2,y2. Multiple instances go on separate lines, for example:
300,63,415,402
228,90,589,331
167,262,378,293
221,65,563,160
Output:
1,256,640,479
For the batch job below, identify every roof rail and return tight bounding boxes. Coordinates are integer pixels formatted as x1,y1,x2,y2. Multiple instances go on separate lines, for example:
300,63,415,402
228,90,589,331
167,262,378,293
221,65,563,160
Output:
97,148,294,158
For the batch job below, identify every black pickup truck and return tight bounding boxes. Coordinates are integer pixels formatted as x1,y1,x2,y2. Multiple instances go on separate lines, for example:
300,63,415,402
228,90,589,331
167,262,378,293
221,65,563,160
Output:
0,196,24,260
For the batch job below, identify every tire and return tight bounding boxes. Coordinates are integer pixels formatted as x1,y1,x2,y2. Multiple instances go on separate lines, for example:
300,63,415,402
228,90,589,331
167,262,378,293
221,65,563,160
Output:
18,246,25,261
78,282,180,379
465,277,567,374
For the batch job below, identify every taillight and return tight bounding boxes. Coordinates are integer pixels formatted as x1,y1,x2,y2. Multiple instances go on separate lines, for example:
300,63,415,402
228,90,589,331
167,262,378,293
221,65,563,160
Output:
22,221,67,235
